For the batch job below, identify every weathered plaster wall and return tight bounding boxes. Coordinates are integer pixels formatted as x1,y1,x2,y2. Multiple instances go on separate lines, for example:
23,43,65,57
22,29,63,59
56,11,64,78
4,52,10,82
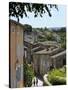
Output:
9,20,24,88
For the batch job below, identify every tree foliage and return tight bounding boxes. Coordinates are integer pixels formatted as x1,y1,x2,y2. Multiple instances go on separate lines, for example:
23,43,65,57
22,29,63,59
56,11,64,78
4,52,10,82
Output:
9,2,58,22
24,24,32,33
57,27,66,49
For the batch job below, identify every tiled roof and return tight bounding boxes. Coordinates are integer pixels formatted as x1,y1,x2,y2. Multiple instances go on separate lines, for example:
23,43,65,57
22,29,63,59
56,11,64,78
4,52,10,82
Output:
33,48,59,55
51,50,66,59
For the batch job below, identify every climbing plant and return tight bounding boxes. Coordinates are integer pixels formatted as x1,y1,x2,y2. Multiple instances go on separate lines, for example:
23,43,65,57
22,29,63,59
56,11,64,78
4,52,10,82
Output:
24,62,34,87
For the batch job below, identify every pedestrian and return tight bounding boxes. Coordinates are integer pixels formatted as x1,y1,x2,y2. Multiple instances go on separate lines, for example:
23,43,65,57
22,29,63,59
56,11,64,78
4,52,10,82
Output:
33,78,35,86
36,77,38,86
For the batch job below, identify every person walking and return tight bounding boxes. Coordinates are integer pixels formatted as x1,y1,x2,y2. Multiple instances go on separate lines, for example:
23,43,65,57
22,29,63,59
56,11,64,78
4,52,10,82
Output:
36,77,38,86
33,78,35,86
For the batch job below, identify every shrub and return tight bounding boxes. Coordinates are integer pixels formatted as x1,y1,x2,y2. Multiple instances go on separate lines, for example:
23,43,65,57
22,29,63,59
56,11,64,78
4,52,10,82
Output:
48,69,66,85
24,63,34,87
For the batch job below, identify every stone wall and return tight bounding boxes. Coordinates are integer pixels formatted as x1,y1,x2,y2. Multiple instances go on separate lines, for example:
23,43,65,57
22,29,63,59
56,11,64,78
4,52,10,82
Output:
33,54,51,75
9,20,24,88
33,49,66,76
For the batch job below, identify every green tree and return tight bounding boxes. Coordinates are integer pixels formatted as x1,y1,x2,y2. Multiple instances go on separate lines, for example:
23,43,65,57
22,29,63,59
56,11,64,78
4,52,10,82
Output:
58,27,66,49
46,32,55,41
9,2,58,22
24,24,32,32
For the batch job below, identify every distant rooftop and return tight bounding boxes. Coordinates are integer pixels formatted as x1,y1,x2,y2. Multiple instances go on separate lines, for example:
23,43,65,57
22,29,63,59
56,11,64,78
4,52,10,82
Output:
33,47,59,55
9,19,24,29
39,41,60,48
51,50,66,59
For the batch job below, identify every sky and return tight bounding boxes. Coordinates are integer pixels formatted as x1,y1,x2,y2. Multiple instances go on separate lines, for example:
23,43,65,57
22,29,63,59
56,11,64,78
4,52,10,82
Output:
11,5,66,28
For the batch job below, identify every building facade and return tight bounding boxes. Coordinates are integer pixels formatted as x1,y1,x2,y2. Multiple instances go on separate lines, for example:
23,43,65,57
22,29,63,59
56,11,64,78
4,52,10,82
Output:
9,20,24,88
33,46,66,75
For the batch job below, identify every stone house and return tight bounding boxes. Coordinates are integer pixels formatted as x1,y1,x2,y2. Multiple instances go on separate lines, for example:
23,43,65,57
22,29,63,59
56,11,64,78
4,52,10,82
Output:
9,20,24,88
32,46,66,75
51,50,66,68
